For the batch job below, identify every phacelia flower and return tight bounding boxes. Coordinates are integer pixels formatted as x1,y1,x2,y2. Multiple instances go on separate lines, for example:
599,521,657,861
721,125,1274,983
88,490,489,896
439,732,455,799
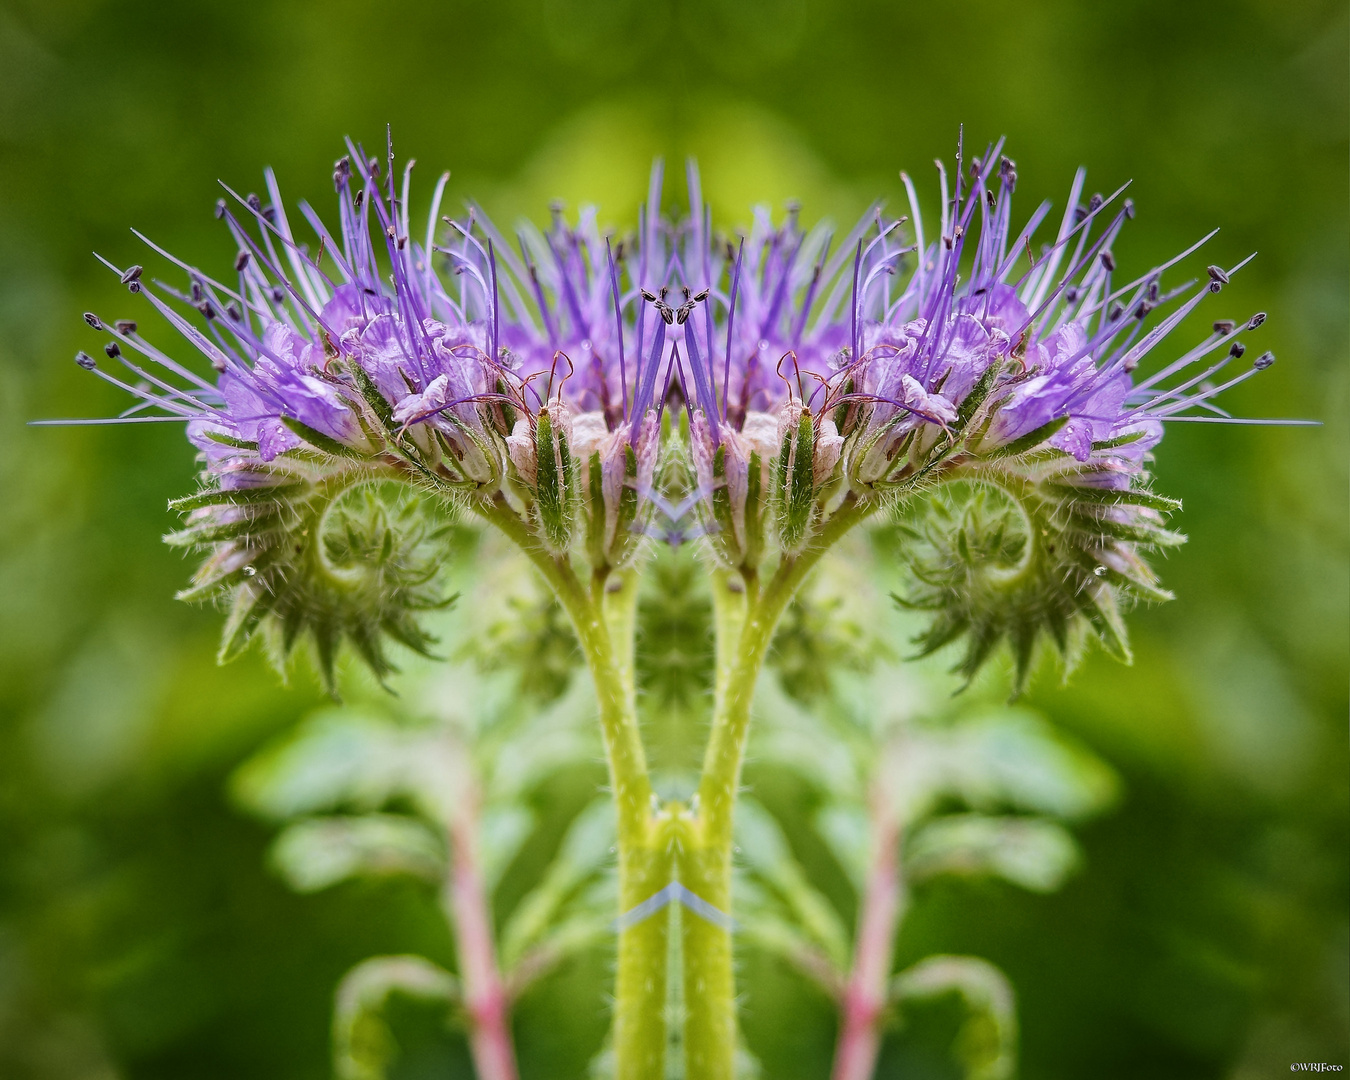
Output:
51,131,1305,688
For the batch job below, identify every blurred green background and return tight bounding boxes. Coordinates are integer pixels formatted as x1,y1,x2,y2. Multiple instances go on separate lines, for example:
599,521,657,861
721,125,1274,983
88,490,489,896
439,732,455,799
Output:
0,0,1346,1076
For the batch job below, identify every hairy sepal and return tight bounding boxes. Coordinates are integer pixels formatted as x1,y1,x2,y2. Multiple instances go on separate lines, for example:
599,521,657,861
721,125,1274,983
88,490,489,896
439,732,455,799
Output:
168,458,456,693
894,452,1185,692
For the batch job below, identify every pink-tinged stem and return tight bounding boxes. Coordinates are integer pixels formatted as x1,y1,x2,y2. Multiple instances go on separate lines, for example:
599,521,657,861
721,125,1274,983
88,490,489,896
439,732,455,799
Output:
830,802,905,1080
447,810,520,1080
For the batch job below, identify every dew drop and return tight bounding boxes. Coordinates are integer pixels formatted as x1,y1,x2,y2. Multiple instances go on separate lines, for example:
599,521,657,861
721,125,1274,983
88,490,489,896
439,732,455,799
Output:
243,565,257,577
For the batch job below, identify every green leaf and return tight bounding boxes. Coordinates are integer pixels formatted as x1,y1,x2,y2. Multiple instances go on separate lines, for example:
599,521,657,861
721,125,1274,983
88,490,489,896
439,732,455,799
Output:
905,813,1081,892
735,799,850,967
230,711,465,824
332,956,460,1080
269,814,445,892
889,955,1017,1080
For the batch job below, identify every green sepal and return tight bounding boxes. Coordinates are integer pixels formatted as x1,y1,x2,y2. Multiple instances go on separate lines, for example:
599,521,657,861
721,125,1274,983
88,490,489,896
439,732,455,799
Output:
984,414,1069,459
743,450,766,568
348,362,397,431
776,410,817,552
533,409,575,553
281,416,367,460
1050,482,1182,514
1091,430,1148,451
203,431,259,451
585,451,607,568
169,483,303,513
709,443,742,567
955,359,1002,430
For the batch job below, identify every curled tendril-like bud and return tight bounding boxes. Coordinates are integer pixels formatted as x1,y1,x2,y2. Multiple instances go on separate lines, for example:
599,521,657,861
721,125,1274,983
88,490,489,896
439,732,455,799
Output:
168,444,457,693
892,445,1184,692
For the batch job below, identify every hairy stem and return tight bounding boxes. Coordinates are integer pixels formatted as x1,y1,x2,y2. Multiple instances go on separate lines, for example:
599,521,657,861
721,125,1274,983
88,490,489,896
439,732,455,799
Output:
478,499,666,1077
684,497,873,1080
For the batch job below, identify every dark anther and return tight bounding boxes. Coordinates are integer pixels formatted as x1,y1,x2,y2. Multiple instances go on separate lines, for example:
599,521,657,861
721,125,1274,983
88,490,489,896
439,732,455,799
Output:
83,312,102,329
115,320,137,334
353,189,364,209
1134,300,1155,319
954,225,964,241
942,235,953,249
1247,312,1267,329
104,341,121,359
1253,351,1275,369
693,289,709,302
1073,206,1088,225
386,224,397,240
1229,341,1246,358
1208,281,1223,294
397,236,407,249
120,265,143,286
271,286,286,304
1206,265,1230,285
75,351,97,370
1213,319,1236,335
367,156,379,176
235,250,251,272
1088,193,1104,212
1064,287,1079,304
246,193,262,212
986,189,996,209
970,156,982,176
226,302,242,321
641,289,657,302
191,280,204,302
1100,250,1116,272
262,205,277,224
1148,280,1160,301
128,281,141,293
214,198,227,220
1107,302,1123,321
198,301,217,320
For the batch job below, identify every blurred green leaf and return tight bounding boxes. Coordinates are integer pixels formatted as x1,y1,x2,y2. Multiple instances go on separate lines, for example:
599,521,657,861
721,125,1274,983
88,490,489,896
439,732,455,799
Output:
904,814,1082,894
229,710,466,824
880,710,1120,823
331,955,460,1080
890,954,1017,1080
500,798,615,969
735,798,850,968
269,814,446,893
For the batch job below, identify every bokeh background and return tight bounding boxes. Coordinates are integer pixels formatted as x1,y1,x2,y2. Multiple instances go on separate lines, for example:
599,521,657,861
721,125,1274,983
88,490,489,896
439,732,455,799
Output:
1,0,1346,1076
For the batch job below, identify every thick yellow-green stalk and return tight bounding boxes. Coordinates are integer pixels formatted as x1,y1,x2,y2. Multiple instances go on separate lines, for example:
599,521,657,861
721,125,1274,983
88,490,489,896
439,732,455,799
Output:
682,497,873,1079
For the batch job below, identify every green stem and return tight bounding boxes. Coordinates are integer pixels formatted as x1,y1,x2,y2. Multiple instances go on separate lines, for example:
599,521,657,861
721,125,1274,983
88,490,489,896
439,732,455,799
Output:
477,498,666,1078
684,497,874,1080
